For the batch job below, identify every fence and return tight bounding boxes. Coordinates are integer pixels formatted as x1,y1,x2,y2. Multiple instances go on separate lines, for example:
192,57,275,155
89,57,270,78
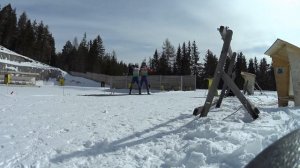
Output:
70,71,196,91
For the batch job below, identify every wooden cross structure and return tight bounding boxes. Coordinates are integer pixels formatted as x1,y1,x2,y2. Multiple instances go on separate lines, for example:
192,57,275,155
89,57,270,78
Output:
193,26,260,119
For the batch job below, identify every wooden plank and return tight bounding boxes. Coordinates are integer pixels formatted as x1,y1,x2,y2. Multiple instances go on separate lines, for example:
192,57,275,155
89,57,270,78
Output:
194,26,260,120
196,28,233,117
222,73,259,119
216,52,236,108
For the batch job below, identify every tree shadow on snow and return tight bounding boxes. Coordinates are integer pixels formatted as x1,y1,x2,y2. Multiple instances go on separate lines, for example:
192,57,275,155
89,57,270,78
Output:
50,114,196,163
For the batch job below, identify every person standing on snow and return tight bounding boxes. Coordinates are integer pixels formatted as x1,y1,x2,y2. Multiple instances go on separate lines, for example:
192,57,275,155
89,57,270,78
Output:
139,62,150,95
129,64,141,95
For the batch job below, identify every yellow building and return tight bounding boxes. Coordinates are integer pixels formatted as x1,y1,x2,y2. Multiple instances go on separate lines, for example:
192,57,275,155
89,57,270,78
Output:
265,39,300,107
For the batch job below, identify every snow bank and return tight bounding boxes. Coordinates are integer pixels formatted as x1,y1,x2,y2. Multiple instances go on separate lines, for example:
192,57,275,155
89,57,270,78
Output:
1,85,299,167
1,46,300,167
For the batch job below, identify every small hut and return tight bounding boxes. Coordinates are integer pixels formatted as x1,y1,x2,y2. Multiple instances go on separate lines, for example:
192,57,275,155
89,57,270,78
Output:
265,39,300,107
241,72,256,95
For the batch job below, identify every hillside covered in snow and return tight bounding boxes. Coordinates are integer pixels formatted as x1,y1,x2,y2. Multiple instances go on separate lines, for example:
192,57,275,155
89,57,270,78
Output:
0,45,62,81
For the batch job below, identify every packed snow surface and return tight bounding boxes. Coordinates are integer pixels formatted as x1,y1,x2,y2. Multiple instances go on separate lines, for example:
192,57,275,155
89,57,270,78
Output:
1,77,300,168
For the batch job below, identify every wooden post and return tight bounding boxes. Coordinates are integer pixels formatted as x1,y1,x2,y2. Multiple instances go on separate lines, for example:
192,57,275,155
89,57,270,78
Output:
193,26,260,120
198,28,233,117
216,52,236,108
221,73,259,119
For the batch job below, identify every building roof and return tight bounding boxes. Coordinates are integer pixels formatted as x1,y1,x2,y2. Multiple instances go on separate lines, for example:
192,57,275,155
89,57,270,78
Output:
265,39,300,61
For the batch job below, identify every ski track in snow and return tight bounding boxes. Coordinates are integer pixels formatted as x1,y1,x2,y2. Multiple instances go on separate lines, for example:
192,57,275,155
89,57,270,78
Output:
0,85,300,168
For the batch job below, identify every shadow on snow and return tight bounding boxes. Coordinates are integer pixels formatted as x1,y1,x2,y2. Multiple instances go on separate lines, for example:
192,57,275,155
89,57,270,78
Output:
50,114,196,163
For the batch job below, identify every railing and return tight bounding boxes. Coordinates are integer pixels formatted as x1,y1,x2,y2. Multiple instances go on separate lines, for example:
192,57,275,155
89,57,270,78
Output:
70,71,196,91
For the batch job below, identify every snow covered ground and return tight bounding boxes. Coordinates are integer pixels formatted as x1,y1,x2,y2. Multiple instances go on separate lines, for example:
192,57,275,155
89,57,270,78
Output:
1,43,298,168
1,76,300,168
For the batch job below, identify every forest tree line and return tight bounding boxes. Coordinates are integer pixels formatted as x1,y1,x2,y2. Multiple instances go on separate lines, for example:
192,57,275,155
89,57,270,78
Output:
0,4,55,65
56,34,128,76
147,39,275,90
0,4,275,90
0,4,128,75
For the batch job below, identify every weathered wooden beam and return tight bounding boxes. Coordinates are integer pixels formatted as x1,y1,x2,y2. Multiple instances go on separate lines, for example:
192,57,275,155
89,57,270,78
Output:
222,73,259,119
216,52,236,108
193,26,260,120
197,28,233,117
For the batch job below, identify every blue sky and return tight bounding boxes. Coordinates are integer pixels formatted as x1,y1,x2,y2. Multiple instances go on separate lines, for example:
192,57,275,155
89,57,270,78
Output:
2,0,300,64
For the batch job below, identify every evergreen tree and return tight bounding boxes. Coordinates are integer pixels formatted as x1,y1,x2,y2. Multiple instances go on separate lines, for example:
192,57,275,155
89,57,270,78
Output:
234,52,247,89
97,35,105,59
23,20,35,57
0,4,17,49
257,58,269,90
33,21,44,60
254,57,259,74
82,35,103,73
150,49,159,75
14,14,35,57
76,33,88,72
60,34,127,75
174,45,182,75
162,38,175,68
86,39,95,73
148,57,153,71
181,42,186,75
73,37,79,50
158,52,169,75
60,40,74,71
15,12,27,54
0,4,140,76
266,65,276,90
49,33,56,66
102,53,111,74
70,43,78,72
0,5,57,65
201,50,218,88
247,58,256,74
191,41,200,76
110,50,118,75
29,21,56,64
181,42,191,75
41,25,55,64
203,50,218,77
